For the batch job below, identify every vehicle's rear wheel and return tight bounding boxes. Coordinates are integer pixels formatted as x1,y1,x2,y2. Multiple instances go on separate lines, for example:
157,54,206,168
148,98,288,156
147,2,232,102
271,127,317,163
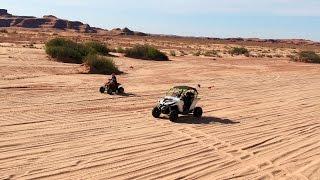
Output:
152,107,161,118
118,87,124,94
193,107,203,118
99,86,105,93
169,110,179,122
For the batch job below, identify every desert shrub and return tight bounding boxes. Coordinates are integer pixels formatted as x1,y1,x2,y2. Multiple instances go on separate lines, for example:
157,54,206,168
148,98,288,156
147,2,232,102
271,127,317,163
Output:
287,54,296,60
84,41,109,55
84,54,121,75
116,47,126,53
274,54,283,58
203,50,218,57
296,51,320,63
125,45,169,61
46,38,110,64
170,50,176,56
193,51,201,56
46,46,85,63
45,38,90,63
46,38,76,48
0,29,8,33
229,47,250,56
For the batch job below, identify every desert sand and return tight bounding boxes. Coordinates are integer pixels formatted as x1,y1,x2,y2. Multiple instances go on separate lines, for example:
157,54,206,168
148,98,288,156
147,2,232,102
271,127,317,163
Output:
0,42,319,180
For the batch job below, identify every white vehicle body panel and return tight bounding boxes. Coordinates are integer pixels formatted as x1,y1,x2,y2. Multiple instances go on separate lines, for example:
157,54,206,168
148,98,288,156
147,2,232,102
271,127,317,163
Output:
159,96,199,113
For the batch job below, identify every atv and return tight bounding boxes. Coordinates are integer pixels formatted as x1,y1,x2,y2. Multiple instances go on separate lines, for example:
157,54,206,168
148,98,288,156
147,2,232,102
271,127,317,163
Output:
100,82,124,95
152,86,203,122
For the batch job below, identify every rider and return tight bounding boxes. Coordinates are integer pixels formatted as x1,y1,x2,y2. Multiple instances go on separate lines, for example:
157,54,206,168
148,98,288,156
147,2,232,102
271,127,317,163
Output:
111,73,117,85
182,91,194,113
106,73,118,90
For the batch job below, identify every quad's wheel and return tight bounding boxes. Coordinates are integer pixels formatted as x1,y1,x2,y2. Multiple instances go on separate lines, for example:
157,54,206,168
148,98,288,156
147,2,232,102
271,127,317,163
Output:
152,107,161,118
117,87,124,94
169,110,179,122
193,107,203,118
99,86,105,93
107,88,113,95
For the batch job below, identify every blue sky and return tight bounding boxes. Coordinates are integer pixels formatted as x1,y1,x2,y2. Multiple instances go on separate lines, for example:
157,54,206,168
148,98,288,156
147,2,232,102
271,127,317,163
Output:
2,0,320,41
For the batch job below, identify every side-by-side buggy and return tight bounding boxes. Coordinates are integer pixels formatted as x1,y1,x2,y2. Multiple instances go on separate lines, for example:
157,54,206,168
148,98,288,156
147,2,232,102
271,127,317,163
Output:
152,86,203,122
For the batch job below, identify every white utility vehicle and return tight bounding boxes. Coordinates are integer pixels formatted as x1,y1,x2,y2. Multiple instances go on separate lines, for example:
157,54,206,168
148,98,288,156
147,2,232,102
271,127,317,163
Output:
152,86,203,122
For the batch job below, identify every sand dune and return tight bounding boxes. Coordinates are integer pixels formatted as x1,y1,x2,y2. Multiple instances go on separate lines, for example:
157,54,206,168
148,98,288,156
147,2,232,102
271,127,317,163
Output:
0,45,319,179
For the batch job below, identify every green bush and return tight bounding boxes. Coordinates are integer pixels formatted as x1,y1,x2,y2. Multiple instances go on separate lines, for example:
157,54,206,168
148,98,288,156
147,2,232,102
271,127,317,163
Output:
45,38,89,63
84,55,121,75
116,47,126,53
193,51,201,56
45,38,111,64
203,50,218,57
125,45,169,61
297,51,320,63
46,38,77,48
229,47,250,56
84,41,109,55
46,46,86,64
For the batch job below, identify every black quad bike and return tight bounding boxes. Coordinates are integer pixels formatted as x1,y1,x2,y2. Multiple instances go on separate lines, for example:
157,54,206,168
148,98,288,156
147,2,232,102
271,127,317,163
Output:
100,82,124,95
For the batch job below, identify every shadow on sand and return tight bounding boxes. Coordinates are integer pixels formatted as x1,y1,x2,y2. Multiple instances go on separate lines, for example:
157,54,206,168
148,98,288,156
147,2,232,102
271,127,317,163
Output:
117,92,139,97
159,116,240,125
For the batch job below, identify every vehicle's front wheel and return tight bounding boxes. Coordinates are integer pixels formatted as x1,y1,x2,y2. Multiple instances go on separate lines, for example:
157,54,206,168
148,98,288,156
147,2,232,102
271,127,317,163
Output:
193,107,203,118
99,86,105,93
169,110,179,122
152,107,161,118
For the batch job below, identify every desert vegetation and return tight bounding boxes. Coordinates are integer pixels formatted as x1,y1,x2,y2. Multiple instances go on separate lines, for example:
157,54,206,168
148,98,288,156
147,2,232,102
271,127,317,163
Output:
125,45,169,61
229,47,250,56
192,51,201,56
84,41,109,56
116,47,126,53
45,38,91,64
293,51,320,63
203,50,219,57
84,54,121,75
45,38,120,74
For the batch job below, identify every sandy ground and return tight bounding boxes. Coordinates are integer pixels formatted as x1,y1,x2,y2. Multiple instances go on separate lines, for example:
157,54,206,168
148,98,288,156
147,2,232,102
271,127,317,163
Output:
0,45,320,180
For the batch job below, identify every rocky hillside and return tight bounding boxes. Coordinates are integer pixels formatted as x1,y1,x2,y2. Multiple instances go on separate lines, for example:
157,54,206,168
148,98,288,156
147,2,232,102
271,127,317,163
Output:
109,27,147,36
0,9,149,35
0,9,97,33
0,9,317,45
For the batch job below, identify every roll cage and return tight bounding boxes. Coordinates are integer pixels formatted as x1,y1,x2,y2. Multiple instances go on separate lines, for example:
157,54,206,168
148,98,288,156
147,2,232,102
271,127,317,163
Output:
166,86,198,98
